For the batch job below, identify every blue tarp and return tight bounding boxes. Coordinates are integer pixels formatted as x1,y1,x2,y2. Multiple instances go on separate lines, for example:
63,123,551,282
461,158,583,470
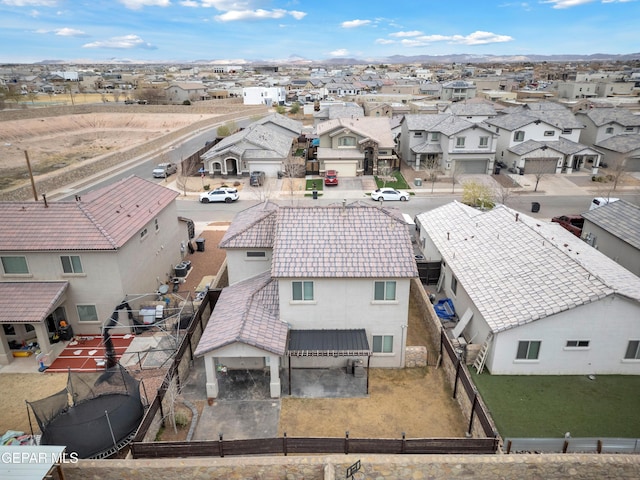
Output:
434,298,456,320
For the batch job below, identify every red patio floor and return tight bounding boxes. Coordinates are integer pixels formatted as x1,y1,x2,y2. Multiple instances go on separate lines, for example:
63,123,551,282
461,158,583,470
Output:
47,334,135,373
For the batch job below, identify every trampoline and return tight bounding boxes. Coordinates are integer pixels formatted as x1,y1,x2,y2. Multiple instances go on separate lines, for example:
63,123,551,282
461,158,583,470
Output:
26,365,145,459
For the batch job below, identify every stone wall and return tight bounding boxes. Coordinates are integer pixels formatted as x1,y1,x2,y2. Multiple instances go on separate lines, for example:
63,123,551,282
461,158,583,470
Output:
60,453,640,479
405,345,427,367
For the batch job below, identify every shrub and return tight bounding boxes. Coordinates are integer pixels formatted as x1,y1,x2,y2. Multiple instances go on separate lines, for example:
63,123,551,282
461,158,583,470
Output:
203,184,210,190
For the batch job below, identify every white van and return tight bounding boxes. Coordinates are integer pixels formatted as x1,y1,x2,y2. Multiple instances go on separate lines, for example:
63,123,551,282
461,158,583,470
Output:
589,197,619,210
402,214,416,243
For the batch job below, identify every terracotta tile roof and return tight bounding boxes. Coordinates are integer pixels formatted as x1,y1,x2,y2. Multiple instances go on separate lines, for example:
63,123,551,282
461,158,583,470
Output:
272,203,418,279
0,176,178,251
0,282,68,323
194,271,288,357
219,201,279,249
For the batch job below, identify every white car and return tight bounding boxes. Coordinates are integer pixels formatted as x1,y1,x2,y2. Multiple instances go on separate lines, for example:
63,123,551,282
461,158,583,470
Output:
371,187,410,202
152,162,178,178
199,187,239,204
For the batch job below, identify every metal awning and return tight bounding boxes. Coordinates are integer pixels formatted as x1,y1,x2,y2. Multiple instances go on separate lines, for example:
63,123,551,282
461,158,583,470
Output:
287,329,371,357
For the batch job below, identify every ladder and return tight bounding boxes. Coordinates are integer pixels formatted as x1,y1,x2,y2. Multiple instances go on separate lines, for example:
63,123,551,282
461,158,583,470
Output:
473,332,493,374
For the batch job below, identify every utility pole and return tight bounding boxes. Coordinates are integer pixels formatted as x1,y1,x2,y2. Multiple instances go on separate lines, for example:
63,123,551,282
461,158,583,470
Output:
24,150,38,201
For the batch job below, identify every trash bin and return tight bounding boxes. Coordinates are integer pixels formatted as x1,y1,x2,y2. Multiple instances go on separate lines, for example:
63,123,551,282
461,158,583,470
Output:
312,189,318,200
414,178,422,186
196,237,205,252
531,202,540,213
494,166,501,175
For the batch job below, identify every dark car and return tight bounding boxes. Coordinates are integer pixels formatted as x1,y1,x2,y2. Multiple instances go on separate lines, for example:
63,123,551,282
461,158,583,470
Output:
551,215,584,237
250,171,265,186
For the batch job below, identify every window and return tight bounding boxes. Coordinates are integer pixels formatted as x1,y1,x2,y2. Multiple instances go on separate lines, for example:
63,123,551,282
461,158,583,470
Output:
455,137,465,148
373,335,393,353
77,304,99,322
140,228,148,239
292,281,314,301
338,136,356,147
61,255,83,274
414,132,423,137
562,128,572,134
479,136,489,148
154,218,159,232
605,127,614,134
450,276,458,295
246,251,266,258
624,340,640,359
566,340,590,348
374,281,396,301
514,131,525,142
1,256,29,274
516,340,541,360
624,127,635,132
430,132,439,141
544,130,555,137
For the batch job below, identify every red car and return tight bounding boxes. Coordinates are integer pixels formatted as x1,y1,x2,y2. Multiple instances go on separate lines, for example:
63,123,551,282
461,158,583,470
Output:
324,170,338,186
551,215,584,237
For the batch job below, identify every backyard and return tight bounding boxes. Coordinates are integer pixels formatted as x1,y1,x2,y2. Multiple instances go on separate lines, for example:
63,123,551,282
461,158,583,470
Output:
472,372,640,438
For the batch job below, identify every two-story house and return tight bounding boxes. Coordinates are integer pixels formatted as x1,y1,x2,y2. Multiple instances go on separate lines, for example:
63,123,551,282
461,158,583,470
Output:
0,176,188,365
415,201,640,376
315,117,397,176
576,107,640,145
398,114,497,175
194,201,418,398
164,82,209,104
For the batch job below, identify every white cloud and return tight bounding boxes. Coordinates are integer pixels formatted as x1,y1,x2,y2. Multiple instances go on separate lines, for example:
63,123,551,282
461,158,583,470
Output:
117,0,170,9
1,0,57,5
215,8,306,21
389,31,423,38
83,34,157,49
180,0,200,6
392,30,513,47
341,19,371,28
329,48,349,57
541,0,594,8
54,27,88,37
375,38,395,45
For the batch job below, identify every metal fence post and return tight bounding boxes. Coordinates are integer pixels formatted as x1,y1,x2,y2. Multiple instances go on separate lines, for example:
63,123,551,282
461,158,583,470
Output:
452,358,461,399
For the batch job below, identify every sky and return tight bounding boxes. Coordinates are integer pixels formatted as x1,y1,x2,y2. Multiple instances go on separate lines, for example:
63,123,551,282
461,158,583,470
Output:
0,0,638,64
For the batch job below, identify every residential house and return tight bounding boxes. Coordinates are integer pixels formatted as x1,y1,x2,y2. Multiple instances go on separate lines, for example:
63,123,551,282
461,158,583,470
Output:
313,103,364,127
398,114,497,175
441,80,477,102
315,117,397,176
581,200,640,277
442,101,498,124
242,86,286,106
363,102,411,119
201,114,302,177
194,202,418,398
0,176,188,365
483,103,589,173
415,201,640,375
164,82,209,104
593,135,640,172
576,107,640,146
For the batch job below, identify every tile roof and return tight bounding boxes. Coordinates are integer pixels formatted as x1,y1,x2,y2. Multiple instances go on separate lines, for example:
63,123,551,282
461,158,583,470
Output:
0,282,68,324
0,176,178,252
403,114,493,137
316,117,395,148
219,202,279,249
414,202,640,333
271,203,418,279
577,107,640,127
508,137,593,156
201,124,293,160
595,134,640,153
581,200,640,251
194,271,288,357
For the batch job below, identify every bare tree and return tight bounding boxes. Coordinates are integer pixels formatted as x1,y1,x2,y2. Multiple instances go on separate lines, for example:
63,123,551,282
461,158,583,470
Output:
377,162,394,188
281,155,306,205
493,181,515,206
607,156,631,191
526,160,551,192
419,155,441,193
450,161,464,194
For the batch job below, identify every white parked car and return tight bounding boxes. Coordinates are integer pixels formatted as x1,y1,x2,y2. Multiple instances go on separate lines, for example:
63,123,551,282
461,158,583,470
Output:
199,187,239,204
152,162,177,178
371,187,410,202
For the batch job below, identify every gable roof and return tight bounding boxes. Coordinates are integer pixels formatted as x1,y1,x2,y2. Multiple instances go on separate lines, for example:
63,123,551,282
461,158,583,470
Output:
594,134,640,153
486,104,584,131
219,202,279,249
581,200,640,250
403,114,494,137
508,137,595,156
0,282,68,324
416,202,640,333
202,123,293,160
253,112,303,136
577,107,640,127
0,176,178,252
271,203,418,279
194,271,287,357
316,117,395,148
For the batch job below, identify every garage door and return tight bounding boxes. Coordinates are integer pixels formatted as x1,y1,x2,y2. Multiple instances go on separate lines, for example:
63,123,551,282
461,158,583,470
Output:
625,157,640,172
248,162,281,177
456,159,487,174
324,161,357,177
525,158,558,174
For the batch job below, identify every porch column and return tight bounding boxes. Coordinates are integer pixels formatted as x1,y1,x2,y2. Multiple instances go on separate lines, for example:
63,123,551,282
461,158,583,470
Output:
33,323,52,357
204,355,219,399
0,329,12,365
269,355,281,398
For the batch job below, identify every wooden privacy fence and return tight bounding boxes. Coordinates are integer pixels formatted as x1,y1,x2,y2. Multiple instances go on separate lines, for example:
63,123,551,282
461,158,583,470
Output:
440,328,498,439
131,433,499,458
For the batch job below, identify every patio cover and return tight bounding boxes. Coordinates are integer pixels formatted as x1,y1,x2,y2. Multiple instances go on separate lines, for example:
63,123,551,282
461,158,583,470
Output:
0,282,68,324
287,329,371,357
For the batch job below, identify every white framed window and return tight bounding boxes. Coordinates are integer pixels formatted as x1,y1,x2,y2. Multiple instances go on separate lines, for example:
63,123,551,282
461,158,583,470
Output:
430,132,439,141
514,131,525,142
154,218,159,232
544,130,555,137
373,335,394,354
455,137,466,148
246,251,266,258
624,127,635,132
374,281,396,301
77,304,99,322
624,340,640,360
414,132,423,137
1,256,29,275
338,136,356,147
562,128,572,134
565,340,590,348
61,255,83,274
450,276,458,295
516,340,541,360
479,136,489,148
140,228,148,240
605,127,614,134
292,281,314,301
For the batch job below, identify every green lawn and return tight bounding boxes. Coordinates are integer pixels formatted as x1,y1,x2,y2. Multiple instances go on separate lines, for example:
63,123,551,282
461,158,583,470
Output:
471,373,640,438
374,171,410,190
305,179,323,191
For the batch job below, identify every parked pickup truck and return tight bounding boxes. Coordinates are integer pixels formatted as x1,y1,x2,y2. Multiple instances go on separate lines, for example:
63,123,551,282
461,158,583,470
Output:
551,215,584,237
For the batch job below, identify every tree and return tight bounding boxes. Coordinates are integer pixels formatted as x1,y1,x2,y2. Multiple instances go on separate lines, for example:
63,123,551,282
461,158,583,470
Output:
462,180,495,209
275,105,286,115
419,155,440,193
216,120,238,138
528,160,551,192
450,161,464,194
377,162,394,188
64,82,75,106
289,102,301,115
